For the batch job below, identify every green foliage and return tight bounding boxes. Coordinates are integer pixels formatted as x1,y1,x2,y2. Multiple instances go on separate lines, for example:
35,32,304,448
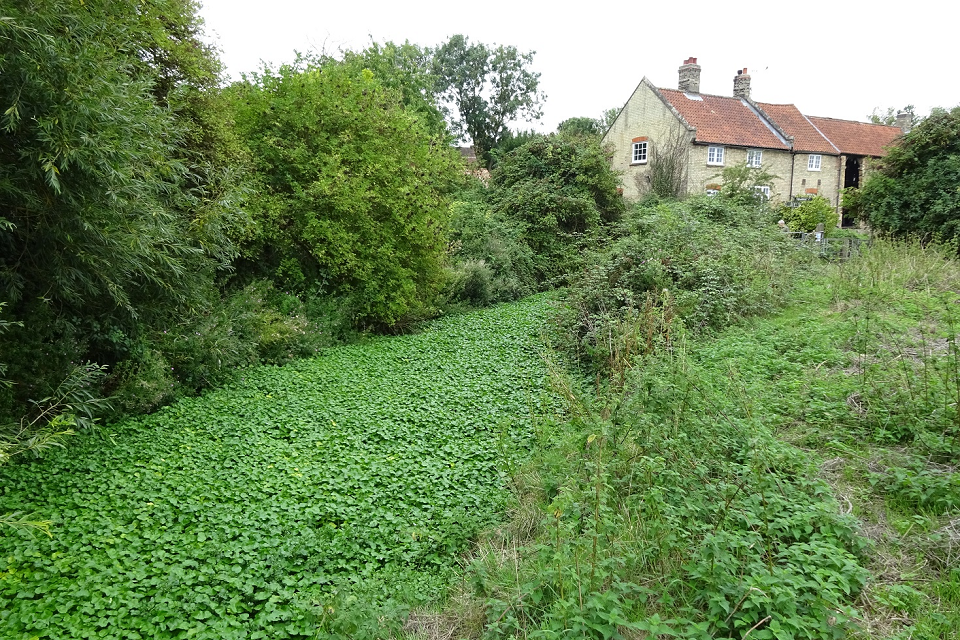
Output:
557,117,603,139
227,56,461,327
859,106,960,241
432,35,545,168
0,295,558,638
107,281,331,415
780,196,840,233
489,128,541,165
600,108,620,132
338,40,448,139
715,163,780,206
489,135,625,284
0,0,245,416
556,198,794,375
868,105,917,127
0,4,203,314
470,322,869,639
869,464,960,514
446,197,536,305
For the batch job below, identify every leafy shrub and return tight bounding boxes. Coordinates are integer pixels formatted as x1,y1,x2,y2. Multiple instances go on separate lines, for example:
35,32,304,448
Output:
556,198,795,374
859,106,960,240
446,197,536,305
446,259,496,307
489,134,625,285
227,56,461,327
714,163,780,206
780,196,840,233
108,280,328,415
869,464,960,514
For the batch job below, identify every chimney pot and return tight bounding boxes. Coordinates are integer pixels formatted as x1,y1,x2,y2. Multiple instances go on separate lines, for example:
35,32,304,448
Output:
733,67,751,99
679,57,702,93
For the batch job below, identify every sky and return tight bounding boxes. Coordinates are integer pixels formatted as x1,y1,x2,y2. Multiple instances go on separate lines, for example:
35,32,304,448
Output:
197,0,957,134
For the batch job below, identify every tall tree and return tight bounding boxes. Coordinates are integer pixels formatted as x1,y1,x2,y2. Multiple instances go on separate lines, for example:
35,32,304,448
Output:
859,106,960,240
0,0,232,409
339,41,448,139
432,34,544,168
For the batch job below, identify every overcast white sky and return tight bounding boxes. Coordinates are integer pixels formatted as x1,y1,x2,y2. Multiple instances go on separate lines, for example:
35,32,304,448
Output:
198,0,956,133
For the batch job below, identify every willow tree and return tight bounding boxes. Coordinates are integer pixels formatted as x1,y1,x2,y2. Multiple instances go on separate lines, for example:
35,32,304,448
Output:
0,1,231,410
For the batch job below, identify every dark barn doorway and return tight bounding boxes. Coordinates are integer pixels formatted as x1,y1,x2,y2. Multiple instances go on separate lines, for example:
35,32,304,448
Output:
841,156,863,227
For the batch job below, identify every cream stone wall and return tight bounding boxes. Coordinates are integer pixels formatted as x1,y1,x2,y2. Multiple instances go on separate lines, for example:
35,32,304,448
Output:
787,153,841,208
602,79,691,200
685,145,794,202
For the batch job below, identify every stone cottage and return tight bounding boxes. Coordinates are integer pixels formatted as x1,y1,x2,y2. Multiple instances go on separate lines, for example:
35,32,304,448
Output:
603,57,904,220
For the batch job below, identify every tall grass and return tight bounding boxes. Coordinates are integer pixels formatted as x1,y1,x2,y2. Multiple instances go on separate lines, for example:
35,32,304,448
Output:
423,230,960,639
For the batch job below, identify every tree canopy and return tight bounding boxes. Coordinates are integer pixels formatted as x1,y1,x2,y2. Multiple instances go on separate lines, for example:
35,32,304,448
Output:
432,34,544,168
859,106,960,241
227,57,462,326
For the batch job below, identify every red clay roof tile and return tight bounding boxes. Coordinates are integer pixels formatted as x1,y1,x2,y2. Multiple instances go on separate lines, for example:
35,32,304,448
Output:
659,88,789,150
805,117,902,157
756,103,838,154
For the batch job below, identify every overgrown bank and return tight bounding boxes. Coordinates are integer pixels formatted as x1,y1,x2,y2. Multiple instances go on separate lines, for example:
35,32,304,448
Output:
430,237,959,639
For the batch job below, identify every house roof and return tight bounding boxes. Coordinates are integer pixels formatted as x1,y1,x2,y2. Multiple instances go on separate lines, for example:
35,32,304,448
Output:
805,117,902,157
756,103,839,154
658,88,790,150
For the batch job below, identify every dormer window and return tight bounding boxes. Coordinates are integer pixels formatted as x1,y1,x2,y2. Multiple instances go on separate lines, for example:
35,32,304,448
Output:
707,146,725,166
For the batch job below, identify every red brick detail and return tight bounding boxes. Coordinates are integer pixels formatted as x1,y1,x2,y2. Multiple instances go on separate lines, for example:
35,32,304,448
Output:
632,136,648,143
805,188,819,194
684,57,697,65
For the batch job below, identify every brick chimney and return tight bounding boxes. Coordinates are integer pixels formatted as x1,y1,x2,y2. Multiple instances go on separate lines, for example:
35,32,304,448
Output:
733,68,751,99
895,111,913,134
678,57,701,93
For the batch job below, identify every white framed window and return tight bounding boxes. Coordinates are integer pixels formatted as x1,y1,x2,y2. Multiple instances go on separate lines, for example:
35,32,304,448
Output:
807,154,822,171
632,141,648,164
754,185,771,199
747,149,763,168
707,146,725,166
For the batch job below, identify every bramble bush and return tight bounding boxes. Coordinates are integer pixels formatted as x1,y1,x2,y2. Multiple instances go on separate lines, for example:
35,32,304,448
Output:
555,197,797,375
489,134,624,285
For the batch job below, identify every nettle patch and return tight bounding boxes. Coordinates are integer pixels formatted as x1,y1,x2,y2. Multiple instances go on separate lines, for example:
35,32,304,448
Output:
0,296,557,639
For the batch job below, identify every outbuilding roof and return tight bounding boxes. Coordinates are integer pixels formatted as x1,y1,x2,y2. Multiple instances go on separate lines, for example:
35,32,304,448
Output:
804,117,902,157
658,88,790,150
